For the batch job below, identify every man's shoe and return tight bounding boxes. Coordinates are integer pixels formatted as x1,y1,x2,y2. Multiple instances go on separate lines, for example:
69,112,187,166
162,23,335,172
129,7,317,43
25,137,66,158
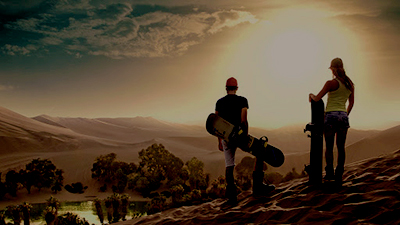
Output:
252,171,275,196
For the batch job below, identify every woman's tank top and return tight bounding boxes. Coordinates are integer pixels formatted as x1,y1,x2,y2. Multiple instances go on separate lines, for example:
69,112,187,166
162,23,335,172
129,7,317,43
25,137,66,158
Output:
326,78,352,112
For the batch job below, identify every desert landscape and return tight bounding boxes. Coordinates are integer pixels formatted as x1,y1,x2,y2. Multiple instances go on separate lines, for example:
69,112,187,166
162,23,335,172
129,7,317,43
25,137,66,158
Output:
2,1,400,224
1,105,399,214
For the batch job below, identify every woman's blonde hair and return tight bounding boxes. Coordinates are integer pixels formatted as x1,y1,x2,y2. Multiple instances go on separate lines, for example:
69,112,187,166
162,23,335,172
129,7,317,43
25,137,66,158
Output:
330,58,354,92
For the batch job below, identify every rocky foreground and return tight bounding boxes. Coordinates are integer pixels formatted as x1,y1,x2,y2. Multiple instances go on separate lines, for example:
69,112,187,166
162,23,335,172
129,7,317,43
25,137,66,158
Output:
116,149,400,225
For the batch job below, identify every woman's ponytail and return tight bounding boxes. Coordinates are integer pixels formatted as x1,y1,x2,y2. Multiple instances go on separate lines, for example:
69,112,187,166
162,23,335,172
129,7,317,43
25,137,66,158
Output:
330,58,354,92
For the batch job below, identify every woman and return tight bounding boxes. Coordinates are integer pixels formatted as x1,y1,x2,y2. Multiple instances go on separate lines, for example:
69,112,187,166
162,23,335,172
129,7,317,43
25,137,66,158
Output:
309,57,355,184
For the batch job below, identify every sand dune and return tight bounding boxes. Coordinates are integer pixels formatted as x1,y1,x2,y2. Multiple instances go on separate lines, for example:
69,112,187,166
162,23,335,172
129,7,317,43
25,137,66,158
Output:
347,125,400,163
33,115,207,143
116,149,400,225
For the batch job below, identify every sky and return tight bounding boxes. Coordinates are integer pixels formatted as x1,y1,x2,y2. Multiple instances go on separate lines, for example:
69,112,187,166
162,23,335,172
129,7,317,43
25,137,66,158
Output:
0,0,399,130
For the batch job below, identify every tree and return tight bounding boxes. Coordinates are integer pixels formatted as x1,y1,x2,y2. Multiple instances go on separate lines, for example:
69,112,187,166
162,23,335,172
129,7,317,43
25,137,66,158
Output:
5,170,20,197
131,144,185,195
137,144,169,188
91,153,137,193
186,157,210,190
21,202,32,225
113,168,128,193
6,205,21,225
120,194,130,221
91,153,117,183
0,210,5,225
130,175,151,196
235,157,257,191
170,185,185,205
24,159,61,192
147,193,167,215
111,193,121,223
207,176,226,199
45,196,59,225
105,198,113,224
0,173,6,199
93,199,104,225
19,169,33,194
51,170,64,194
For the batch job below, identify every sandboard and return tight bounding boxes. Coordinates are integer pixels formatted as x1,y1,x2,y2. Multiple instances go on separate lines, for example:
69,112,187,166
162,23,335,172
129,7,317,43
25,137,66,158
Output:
206,113,284,168
304,99,325,184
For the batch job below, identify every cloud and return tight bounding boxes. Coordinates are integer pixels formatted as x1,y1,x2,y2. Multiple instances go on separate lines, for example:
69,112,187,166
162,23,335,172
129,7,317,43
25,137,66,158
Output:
1,44,37,56
1,2,257,58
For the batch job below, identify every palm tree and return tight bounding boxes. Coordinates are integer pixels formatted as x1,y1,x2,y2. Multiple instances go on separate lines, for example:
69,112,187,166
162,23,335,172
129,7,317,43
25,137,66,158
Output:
111,193,121,223
120,194,130,221
94,199,104,224
21,202,32,225
44,207,56,225
45,196,59,225
6,205,21,225
0,210,6,225
104,198,113,224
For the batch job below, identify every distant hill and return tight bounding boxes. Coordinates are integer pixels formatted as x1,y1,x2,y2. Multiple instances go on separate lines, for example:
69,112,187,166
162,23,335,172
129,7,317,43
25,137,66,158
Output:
346,125,400,164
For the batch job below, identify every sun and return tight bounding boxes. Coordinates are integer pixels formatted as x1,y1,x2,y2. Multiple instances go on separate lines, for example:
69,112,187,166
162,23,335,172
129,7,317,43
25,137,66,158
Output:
263,27,324,80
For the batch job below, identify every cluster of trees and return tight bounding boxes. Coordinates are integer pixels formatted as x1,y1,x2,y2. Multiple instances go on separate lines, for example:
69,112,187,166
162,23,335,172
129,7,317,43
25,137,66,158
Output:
0,159,64,199
91,144,307,214
91,144,210,197
0,197,89,225
0,202,32,225
93,193,141,224
0,143,307,221
91,144,213,213
91,153,137,194
1,193,146,225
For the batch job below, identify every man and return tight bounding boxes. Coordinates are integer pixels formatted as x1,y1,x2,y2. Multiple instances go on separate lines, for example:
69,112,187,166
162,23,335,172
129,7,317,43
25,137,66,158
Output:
215,77,274,204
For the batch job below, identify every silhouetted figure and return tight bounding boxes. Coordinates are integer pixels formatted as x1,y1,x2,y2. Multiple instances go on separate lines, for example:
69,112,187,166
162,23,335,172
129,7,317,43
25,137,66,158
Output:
215,77,274,204
309,58,355,184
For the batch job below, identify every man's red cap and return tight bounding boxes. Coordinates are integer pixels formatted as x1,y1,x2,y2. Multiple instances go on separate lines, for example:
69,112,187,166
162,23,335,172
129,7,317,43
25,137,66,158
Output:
226,77,238,87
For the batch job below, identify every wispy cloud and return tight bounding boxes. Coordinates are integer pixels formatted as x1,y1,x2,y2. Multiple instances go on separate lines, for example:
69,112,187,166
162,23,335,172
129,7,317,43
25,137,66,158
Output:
1,1,257,59
1,44,38,56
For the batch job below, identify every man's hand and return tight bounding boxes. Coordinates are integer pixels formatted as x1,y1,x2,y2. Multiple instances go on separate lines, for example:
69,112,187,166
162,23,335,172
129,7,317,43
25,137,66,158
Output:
218,138,223,151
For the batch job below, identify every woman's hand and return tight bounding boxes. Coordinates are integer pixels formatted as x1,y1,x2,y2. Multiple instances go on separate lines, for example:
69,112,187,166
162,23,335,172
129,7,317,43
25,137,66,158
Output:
309,93,315,102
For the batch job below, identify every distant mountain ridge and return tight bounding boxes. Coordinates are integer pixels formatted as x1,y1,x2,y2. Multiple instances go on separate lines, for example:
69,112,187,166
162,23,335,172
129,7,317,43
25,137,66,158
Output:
32,114,207,144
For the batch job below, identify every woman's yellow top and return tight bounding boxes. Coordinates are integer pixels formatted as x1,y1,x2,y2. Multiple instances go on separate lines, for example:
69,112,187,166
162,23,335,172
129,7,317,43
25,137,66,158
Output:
326,78,352,112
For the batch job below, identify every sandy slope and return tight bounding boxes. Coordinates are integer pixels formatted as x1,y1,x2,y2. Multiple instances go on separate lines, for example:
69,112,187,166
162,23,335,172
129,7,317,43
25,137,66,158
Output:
115,149,400,225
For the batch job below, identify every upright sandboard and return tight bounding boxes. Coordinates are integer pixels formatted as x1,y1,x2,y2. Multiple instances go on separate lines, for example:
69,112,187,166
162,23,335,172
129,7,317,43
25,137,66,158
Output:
206,113,284,168
304,99,325,185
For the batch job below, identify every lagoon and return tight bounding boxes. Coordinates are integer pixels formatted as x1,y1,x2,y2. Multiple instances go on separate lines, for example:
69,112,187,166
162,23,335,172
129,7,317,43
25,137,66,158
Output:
7,200,148,225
